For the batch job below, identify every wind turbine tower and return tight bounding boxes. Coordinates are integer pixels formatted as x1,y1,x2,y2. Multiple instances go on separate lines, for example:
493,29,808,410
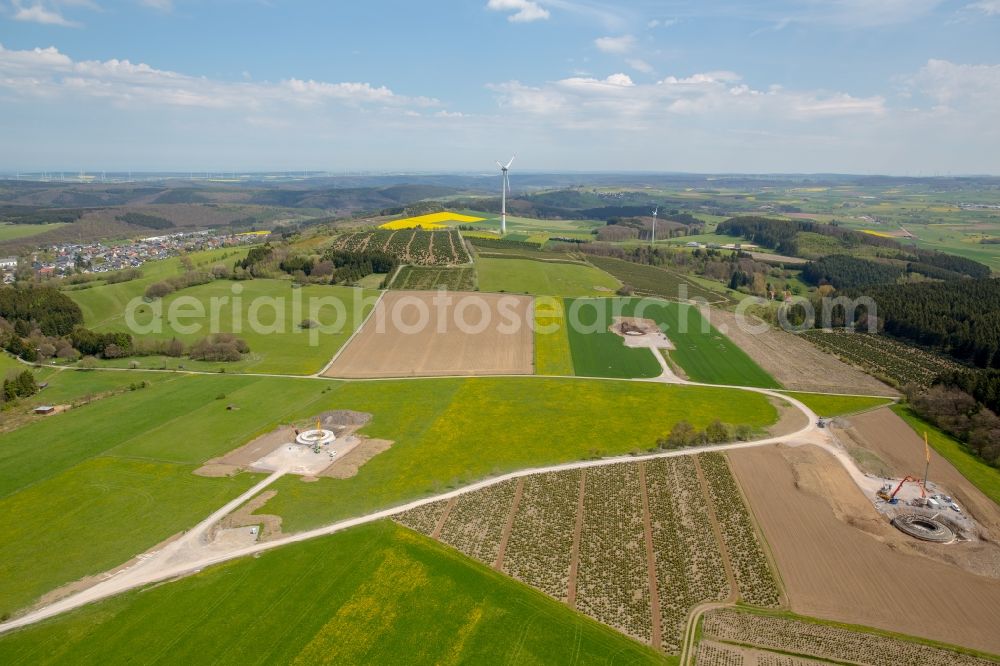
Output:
495,155,515,235
651,206,658,244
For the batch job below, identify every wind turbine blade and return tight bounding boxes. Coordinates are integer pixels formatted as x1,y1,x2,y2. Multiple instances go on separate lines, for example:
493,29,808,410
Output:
496,160,504,169
505,154,516,169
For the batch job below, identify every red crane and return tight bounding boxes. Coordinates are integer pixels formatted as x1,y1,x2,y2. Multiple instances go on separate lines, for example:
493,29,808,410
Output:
877,476,926,502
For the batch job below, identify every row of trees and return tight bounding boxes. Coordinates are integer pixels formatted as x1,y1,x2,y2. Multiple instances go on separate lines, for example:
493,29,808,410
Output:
907,384,1000,467
144,270,216,300
567,241,778,297
657,420,755,449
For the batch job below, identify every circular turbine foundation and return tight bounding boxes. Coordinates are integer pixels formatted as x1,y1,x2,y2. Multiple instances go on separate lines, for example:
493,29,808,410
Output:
891,514,954,543
295,429,336,446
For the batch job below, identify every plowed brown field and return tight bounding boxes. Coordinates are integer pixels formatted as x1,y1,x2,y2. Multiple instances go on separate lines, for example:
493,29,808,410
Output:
324,291,534,378
708,308,898,396
845,408,1000,537
729,444,1000,654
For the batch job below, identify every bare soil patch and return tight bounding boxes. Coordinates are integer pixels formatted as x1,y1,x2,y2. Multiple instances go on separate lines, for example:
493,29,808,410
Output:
767,398,809,437
729,444,1000,654
708,308,898,396
610,316,673,349
196,426,297,475
323,290,534,378
840,407,1000,577
220,490,283,541
318,438,393,479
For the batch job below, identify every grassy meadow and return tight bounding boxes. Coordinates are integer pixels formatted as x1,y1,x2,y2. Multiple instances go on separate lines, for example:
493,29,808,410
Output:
0,373,338,615
71,275,377,375
0,223,68,242
533,298,574,375
0,371,777,616
0,521,666,665
781,392,895,417
475,256,619,296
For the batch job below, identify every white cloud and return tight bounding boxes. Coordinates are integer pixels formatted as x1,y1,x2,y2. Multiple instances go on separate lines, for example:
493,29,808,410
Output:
626,58,653,74
486,0,549,23
968,0,1000,14
10,1,80,27
490,67,885,130
647,18,677,28
0,43,439,110
139,0,173,11
594,34,635,54
909,59,1000,110
785,0,944,28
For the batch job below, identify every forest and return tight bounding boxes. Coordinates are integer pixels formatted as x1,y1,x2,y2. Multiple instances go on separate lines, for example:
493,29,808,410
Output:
0,285,83,336
802,255,905,289
860,278,1000,368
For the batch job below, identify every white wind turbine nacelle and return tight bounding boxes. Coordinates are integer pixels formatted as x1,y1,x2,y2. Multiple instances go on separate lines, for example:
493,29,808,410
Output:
496,154,515,235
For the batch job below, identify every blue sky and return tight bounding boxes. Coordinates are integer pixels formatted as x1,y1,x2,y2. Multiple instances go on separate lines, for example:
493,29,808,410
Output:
2,0,999,173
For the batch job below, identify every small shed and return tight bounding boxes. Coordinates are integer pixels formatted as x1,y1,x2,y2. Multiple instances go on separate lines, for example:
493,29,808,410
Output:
34,405,56,415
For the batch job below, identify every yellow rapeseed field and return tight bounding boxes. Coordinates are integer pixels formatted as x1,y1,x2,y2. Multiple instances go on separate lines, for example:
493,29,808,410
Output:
862,229,894,238
379,212,485,230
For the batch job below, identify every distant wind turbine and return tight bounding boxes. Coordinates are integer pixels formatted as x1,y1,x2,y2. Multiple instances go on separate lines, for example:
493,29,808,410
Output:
495,154,515,235
651,206,658,245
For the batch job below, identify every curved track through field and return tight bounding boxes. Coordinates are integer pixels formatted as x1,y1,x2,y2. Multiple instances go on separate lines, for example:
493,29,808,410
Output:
0,357,883,660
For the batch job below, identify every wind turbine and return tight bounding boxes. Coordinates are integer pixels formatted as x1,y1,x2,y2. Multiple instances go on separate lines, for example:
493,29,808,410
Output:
651,206,658,245
495,154,515,235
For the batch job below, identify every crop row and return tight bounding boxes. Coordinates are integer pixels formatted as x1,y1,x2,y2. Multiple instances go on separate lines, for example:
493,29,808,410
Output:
576,463,651,643
436,479,518,566
698,453,781,608
703,608,996,666
331,229,469,265
501,470,579,599
391,455,771,654
695,642,746,666
392,499,449,536
389,266,476,291
646,457,730,651
800,329,961,388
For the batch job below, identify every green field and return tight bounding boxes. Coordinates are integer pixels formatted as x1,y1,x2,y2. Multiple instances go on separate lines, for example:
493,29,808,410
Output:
565,299,663,379
892,404,1000,506
390,265,476,291
564,298,779,387
533,298,574,375
779,391,895,417
0,372,776,614
354,272,387,289
0,521,665,665
476,257,619,296
0,222,67,242
74,278,377,375
0,374,335,614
